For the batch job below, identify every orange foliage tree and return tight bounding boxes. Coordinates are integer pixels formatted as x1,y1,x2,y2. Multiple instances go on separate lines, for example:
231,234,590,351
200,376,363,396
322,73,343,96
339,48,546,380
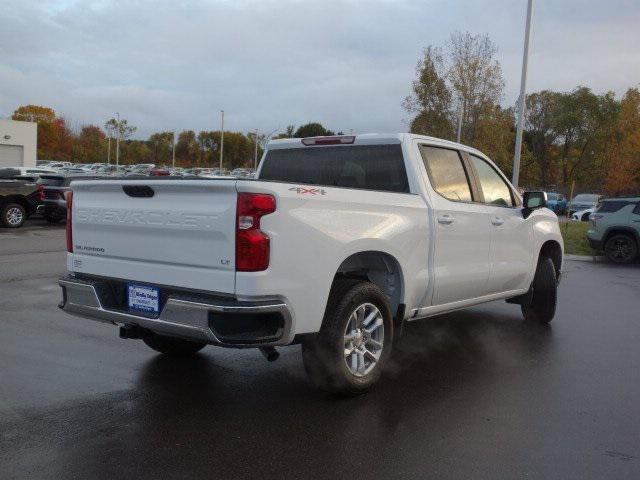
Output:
603,89,640,196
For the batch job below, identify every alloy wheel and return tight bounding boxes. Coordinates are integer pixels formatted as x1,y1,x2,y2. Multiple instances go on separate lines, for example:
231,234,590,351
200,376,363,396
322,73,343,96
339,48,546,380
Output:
343,303,384,377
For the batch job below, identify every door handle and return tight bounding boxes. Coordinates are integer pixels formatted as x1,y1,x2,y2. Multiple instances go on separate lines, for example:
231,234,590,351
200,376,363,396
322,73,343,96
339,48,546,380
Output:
437,215,455,225
491,217,505,226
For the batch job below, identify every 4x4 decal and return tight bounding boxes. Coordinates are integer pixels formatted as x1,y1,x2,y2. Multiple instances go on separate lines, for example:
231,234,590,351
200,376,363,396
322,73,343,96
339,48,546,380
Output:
289,187,327,195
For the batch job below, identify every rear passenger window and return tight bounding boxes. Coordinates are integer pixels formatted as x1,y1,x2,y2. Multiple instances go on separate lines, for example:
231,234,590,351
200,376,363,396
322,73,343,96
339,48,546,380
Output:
596,201,633,213
418,146,472,202
260,144,409,193
469,155,514,207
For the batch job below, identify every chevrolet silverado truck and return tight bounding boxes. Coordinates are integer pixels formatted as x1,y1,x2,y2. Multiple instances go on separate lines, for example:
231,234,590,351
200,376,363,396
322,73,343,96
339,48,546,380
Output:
58,134,563,395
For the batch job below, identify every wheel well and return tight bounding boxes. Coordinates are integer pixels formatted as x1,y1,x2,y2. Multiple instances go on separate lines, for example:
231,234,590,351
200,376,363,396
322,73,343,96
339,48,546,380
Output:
539,240,562,277
1,195,32,213
604,228,638,248
333,251,404,317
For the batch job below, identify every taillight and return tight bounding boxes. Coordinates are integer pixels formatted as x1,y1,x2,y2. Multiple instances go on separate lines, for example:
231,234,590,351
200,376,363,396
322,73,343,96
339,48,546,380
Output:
301,135,355,146
235,193,276,272
591,213,602,227
38,184,45,201
66,191,73,253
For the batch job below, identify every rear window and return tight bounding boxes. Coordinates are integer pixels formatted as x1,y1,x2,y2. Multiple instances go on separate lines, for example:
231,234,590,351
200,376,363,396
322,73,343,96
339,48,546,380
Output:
596,200,635,213
259,144,409,193
37,176,65,187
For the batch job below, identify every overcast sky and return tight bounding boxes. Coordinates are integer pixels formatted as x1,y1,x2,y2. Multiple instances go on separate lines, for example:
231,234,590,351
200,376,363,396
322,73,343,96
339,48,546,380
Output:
1,0,638,138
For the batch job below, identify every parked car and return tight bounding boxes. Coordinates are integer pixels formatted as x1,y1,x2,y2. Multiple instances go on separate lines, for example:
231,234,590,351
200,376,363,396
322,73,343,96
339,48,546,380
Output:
149,167,171,176
36,174,104,223
58,134,563,395
586,197,640,264
569,193,601,217
0,169,41,228
230,168,252,178
0,166,57,180
545,192,567,215
96,165,127,175
126,164,156,176
571,208,595,222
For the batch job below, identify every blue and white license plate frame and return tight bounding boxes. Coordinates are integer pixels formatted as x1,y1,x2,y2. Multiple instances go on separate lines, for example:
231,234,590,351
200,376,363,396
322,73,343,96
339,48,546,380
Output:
127,283,160,314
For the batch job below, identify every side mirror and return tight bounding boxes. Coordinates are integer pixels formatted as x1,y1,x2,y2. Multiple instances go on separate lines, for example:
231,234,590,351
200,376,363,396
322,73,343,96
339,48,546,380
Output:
522,191,547,218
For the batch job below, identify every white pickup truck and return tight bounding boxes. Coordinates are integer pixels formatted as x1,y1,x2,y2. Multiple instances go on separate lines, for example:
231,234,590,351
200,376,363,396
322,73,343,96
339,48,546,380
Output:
59,134,563,395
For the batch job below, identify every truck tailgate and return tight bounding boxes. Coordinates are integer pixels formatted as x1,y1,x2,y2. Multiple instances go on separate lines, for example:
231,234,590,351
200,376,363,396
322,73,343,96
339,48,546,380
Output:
69,179,237,294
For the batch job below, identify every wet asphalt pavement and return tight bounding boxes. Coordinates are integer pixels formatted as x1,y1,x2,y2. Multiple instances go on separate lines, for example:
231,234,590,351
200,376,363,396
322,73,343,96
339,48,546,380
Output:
1,221,640,479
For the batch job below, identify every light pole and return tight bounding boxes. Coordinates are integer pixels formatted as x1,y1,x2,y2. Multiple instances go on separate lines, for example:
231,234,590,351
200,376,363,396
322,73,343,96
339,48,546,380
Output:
512,0,534,187
115,112,120,167
219,110,224,171
107,136,111,164
253,129,259,170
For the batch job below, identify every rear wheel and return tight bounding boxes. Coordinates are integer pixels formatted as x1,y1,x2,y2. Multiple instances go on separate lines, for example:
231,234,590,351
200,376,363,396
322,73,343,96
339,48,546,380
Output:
143,333,206,356
302,278,393,396
581,212,591,222
521,257,557,324
604,233,638,264
1,203,27,228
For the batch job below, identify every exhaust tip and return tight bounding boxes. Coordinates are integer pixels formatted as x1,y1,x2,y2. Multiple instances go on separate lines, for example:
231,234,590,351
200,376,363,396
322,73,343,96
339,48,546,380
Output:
258,346,279,362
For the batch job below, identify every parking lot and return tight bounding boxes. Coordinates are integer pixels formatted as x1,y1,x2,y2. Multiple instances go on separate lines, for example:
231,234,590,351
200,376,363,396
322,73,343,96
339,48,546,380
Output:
1,222,639,479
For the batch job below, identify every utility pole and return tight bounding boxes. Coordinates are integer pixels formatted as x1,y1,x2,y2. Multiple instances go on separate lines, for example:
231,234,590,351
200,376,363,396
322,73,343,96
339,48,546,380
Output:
253,129,259,170
219,110,224,171
172,131,176,168
512,0,534,187
115,112,120,167
456,99,464,143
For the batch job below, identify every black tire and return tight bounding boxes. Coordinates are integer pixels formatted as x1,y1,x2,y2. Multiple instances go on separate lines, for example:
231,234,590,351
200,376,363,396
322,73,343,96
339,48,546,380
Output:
521,257,557,324
581,212,591,222
1,202,27,228
302,278,393,396
604,233,638,264
143,333,207,356
44,213,64,224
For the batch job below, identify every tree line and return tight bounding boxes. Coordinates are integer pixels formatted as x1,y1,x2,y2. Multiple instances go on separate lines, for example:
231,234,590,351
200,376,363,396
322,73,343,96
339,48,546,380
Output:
10,105,341,170
404,32,640,196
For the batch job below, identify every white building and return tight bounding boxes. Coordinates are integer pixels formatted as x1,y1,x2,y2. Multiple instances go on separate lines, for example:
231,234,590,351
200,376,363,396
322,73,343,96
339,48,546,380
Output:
0,119,37,168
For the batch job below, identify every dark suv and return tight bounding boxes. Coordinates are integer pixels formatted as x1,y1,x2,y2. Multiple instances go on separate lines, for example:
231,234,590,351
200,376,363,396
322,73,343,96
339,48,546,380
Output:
37,174,102,223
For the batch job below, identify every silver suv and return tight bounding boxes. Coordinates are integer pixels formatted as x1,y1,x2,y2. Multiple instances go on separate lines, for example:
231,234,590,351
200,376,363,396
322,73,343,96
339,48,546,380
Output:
587,197,640,263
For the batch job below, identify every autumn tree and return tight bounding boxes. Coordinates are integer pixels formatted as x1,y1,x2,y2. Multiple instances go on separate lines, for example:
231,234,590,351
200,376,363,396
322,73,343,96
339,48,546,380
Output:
403,46,453,139
76,125,107,163
12,105,55,123
403,32,511,164
294,123,334,138
602,88,640,195
148,131,174,165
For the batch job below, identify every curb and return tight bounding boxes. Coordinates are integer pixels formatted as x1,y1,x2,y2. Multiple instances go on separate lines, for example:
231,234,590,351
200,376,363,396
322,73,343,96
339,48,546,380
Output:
565,254,607,263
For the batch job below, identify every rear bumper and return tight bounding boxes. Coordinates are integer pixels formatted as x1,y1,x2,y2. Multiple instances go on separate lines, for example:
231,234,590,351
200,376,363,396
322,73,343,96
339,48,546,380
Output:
58,276,294,347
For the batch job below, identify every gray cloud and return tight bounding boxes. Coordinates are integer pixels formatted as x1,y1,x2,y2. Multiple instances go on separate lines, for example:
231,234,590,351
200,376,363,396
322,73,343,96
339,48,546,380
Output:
1,0,638,138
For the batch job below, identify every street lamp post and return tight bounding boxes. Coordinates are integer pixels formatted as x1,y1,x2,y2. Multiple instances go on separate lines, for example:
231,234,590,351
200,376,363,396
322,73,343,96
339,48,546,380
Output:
115,112,121,167
219,110,224,171
512,0,534,187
